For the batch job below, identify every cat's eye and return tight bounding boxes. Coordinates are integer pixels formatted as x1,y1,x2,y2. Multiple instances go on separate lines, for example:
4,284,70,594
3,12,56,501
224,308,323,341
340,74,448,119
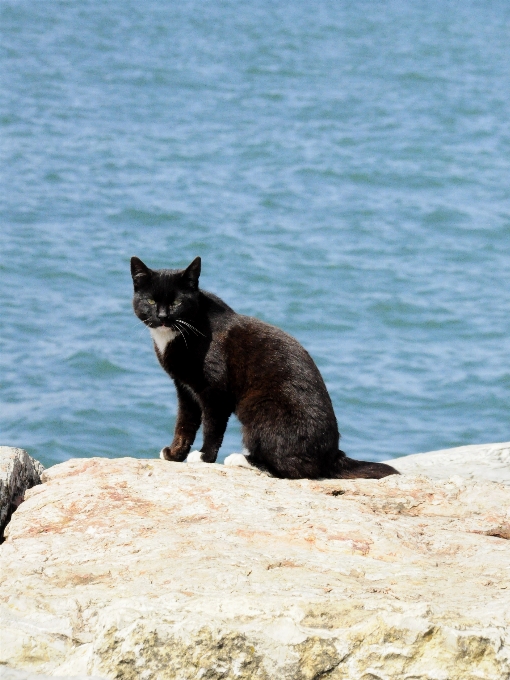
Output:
147,299,155,305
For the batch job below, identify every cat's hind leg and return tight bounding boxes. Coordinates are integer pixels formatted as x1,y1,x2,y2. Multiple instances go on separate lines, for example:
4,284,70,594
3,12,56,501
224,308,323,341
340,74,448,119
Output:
224,449,257,470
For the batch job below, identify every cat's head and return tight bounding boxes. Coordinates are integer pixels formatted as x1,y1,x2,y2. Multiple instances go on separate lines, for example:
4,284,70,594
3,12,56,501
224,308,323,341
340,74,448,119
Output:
131,256,201,328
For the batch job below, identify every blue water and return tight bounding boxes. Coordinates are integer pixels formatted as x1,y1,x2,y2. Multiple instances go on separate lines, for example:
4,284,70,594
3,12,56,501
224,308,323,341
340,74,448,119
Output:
1,0,509,470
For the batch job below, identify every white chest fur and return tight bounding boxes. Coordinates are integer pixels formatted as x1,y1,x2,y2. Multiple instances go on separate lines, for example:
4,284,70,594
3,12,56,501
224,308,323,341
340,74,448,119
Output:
150,326,178,356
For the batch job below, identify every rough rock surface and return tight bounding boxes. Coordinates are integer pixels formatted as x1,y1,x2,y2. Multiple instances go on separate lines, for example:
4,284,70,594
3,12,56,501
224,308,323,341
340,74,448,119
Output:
391,441,510,485
0,668,103,680
1,457,509,679
0,447,44,538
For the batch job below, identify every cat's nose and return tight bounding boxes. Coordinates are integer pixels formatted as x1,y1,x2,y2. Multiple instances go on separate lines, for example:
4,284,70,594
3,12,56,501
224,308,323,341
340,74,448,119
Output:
157,309,168,321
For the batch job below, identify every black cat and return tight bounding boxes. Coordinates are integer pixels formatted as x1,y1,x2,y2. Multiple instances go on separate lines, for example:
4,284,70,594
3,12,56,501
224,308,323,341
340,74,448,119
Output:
131,256,398,480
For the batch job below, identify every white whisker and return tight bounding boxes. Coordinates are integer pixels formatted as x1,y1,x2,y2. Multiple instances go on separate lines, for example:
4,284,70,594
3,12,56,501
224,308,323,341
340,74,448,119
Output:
174,322,189,350
176,319,206,337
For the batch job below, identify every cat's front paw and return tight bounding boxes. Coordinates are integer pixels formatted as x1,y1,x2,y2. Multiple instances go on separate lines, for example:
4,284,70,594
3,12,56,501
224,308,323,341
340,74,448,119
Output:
160,447,172,461
186,450,205,463
160,444,190,462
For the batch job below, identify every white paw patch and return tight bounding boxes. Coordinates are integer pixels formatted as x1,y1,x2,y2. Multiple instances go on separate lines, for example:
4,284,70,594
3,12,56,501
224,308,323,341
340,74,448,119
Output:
186,450,205,463
159,448,168,460
224,453,256,469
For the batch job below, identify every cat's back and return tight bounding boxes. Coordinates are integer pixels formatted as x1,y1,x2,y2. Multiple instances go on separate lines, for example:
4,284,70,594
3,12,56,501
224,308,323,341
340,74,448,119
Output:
222,313,334,409
225,314,311,367
200,292,335,419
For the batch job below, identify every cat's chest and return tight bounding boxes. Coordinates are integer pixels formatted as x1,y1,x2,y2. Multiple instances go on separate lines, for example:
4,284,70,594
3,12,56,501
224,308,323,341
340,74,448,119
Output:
150,326,222,391
150,327,178,356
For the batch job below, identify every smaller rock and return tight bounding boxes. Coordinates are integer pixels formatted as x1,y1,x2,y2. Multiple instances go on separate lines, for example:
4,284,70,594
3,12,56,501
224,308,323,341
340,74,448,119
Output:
0,447,45,538
390,441,510,485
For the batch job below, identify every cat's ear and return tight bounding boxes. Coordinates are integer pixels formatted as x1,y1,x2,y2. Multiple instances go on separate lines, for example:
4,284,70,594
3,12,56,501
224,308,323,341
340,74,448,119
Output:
131,257,151,289
183,257,201,290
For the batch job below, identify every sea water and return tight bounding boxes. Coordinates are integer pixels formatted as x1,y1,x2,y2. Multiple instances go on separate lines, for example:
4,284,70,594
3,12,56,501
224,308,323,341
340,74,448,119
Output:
1,0,509,468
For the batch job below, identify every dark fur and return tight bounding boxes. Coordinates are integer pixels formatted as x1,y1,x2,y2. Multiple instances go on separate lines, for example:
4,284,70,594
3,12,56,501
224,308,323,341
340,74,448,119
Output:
131,256,398,480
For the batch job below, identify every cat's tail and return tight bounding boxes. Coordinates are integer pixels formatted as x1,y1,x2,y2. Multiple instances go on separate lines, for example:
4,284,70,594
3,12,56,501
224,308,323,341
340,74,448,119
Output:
332,451,399,479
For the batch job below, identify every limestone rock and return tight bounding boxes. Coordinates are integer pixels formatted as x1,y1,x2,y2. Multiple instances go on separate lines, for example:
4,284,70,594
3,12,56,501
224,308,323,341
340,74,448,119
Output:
0,447,44,537
391,441,510,485
0,667,103,680
1,457,509,679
